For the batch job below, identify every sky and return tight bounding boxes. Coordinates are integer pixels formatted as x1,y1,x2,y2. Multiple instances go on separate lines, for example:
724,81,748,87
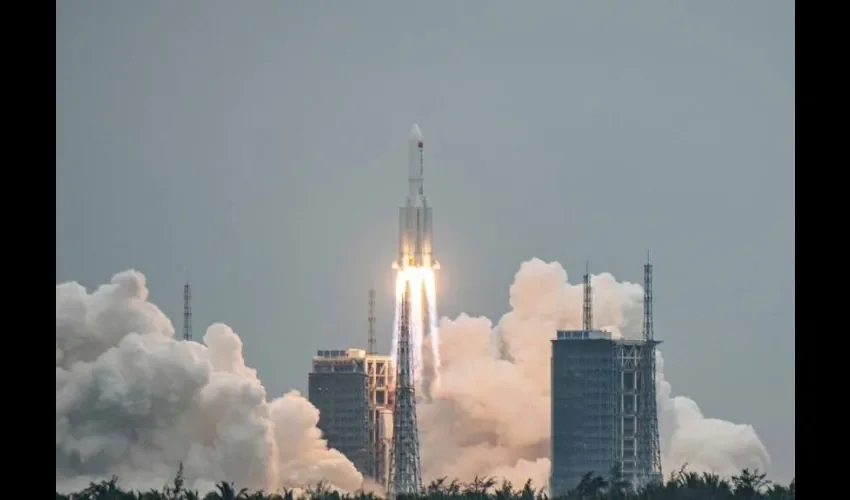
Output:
56,0,795,483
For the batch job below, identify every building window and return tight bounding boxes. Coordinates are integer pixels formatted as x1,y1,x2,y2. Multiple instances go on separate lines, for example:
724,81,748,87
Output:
623,394,636,414
623,417,636,435
623,372,635,390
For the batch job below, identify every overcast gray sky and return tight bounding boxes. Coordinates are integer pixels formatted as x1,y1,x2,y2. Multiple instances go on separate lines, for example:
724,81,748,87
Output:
56,0,794,483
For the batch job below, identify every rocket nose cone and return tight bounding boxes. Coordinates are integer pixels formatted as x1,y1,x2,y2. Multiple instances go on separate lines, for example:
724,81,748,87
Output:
410,124,423,141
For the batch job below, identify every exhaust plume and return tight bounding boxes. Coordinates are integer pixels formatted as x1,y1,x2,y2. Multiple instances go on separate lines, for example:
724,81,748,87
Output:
56,261,769,494
391,266,441,391
419,258,770,487
56,270,364,494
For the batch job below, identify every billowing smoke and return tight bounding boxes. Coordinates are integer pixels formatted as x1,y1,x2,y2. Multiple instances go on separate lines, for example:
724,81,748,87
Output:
419,258,769,487
656,353,770,476
57,261,769,494
56,270,364,494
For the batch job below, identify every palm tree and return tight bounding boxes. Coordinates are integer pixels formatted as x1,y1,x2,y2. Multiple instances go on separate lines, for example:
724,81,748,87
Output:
699,471,733,496
57,467,800,500
164,463,187,500
493,480,515,500
425,478,449,497
569,471,607,499
77,476,132,500
351,490,379,500
244,491,270,500
204,481,249,500
731,469,770,499
464,476,497,497
764,484,792,500
519,480,536,500
138,488,166,500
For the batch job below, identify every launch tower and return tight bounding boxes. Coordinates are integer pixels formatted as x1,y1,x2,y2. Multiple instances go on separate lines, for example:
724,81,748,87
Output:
388,281,422,497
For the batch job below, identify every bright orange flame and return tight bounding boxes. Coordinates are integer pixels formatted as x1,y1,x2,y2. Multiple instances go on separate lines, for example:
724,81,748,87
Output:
391,266,440,389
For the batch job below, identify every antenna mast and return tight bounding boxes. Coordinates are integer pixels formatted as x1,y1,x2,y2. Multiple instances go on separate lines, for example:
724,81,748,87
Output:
582,262,593,331
368,288,376,355
643,253,653,341
183,269,192,341
641,251,663,482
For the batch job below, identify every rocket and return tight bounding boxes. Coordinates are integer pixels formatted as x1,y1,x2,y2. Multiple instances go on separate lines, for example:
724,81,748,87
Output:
394,124,439,270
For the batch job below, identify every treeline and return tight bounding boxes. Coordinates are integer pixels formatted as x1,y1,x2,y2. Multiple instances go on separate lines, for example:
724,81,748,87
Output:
56,466,795,500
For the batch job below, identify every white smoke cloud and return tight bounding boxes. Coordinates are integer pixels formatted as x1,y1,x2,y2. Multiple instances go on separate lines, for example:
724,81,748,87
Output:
656,353,771,476
56,270,363,494
419,258,770,488
57,261,769,494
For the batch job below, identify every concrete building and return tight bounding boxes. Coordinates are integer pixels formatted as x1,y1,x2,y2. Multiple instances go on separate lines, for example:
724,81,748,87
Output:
550,330,661,495
308,348,395,486
308,349,371,476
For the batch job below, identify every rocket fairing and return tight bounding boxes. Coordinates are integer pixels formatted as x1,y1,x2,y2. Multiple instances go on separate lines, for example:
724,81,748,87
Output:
394,124,439,271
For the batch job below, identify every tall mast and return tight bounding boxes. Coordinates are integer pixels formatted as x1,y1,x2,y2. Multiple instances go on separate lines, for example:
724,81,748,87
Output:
582,262,593,331
183,268,192,341
368,288,376,355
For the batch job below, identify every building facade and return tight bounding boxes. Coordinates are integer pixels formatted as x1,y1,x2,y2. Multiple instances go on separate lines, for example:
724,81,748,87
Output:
308,349,372,476
550,330,660,495
308,349,395,487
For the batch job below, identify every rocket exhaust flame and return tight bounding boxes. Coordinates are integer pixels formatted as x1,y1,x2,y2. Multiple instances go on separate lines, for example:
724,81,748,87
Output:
424,270,441,389
390,266,440,389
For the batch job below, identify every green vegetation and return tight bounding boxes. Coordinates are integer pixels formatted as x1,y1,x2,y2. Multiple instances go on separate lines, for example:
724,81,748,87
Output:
56,465,795,500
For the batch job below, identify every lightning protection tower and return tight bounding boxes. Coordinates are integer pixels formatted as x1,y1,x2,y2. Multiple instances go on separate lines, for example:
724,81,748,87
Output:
368,288,377,355
388,281,422,497
582,262,593,331
183,269,192,341
640,254,663,483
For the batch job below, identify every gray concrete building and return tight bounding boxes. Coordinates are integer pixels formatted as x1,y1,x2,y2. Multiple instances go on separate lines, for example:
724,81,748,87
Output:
308,349,371,476
550,330,661,495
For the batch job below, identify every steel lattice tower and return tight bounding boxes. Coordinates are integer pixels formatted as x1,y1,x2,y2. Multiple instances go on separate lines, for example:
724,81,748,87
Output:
388,281,422,497
368,288,377,355
582,262,593,331
183,271,192,341
641,255,662,483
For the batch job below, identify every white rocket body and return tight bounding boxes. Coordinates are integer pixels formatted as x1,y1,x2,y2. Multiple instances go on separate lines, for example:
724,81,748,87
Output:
395,124,438,270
